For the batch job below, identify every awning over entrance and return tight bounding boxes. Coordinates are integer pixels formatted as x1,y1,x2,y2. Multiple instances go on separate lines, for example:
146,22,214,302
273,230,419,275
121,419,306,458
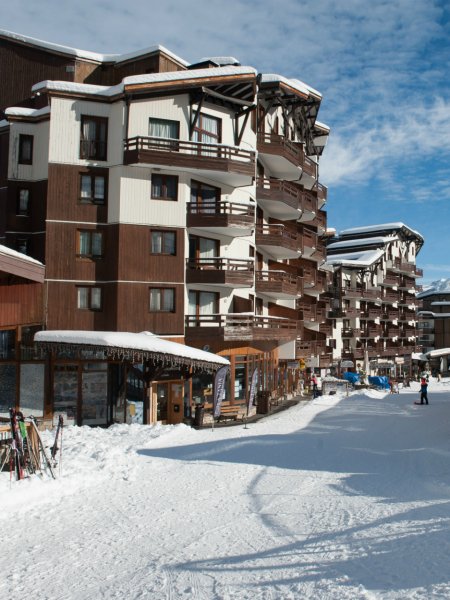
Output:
34,330,230,372
425,348,450,359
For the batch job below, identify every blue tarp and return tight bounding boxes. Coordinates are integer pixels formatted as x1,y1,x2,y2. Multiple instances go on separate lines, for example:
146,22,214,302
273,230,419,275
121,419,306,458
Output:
342,372,360,384
368,376,390,390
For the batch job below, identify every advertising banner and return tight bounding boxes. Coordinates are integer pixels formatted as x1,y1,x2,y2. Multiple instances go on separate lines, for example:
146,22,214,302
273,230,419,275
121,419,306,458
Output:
248,367,258,413
213,366,229,417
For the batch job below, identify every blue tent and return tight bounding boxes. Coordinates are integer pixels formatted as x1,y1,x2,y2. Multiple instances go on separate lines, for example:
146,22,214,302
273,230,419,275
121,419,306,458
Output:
368,376,390,390
343,372,360,384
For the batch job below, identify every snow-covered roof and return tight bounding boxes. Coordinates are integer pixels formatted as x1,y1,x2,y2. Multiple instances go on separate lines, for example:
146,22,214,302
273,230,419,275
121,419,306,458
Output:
326,249,385,268
4,106,51,119
0,244,43,266
327,236,396,251
426,347,450,358
417,279,450,298
259,74,321,100
32,66,257,99
198,56,240,66
32,80,123,97
0,29,189,66
34,330,229,371
314,120,330,133
123,65,257,87
339,222,424,242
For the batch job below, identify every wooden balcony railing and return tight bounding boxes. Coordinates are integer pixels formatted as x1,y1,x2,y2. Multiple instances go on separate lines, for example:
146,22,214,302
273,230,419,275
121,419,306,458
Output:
256,224,299,250
255,270,299,296
257,133,300,165
256,178,302,210
186,258,254,287
185,313,298,341
124,136,256,176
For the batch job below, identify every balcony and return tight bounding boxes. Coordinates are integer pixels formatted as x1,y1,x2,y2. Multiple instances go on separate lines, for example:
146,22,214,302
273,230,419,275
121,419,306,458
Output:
256,179,302,220
255,270,299,299
255,224,300,259
319,323,332,337
185,314,298,342
342,328,362,338
298,189,318,223
124,136,256,187
380,310,398,321
381,291,398,304
298,145,318,190
186,258,254,288
360,308,382,320
382,275,400,287
309,209,327,232
257,133,302,181
187,201,254,237
388,259,423,278
299,226,318,258
316,183,327,209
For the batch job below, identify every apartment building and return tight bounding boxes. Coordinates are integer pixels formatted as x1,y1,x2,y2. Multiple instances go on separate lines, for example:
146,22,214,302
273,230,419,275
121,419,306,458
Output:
417,280,450,371
0,31,330,424
326,223,423,377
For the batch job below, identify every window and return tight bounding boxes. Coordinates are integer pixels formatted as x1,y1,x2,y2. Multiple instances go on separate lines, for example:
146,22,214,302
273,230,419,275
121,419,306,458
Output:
188,290,219,317
189,236,219,260
77,286,102,310
80,173,106,204
0,329,15,359
151,174,178,201
192,114,221,157
80,116,108,160
151,230,176,255
16,238,29,255
149,288,175,312
190,180,220,213
19,135,33,164
149,118,179,149
77,230,103,259
17,189,30,215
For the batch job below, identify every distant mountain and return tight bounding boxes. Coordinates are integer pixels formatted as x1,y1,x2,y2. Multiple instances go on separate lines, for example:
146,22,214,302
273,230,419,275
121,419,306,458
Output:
422,278,450,293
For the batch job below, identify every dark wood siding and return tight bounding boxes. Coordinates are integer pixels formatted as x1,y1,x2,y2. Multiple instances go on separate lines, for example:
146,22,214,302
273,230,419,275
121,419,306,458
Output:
0,281,43,327
0,39,77,111
117,225,184,282
47,164,108,223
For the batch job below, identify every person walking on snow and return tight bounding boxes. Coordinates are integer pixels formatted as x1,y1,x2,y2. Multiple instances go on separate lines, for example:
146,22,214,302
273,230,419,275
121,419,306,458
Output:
419,377,429,405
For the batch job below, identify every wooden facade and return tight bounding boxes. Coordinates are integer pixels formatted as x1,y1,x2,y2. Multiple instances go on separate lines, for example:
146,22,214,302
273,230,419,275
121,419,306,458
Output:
0,30,336,424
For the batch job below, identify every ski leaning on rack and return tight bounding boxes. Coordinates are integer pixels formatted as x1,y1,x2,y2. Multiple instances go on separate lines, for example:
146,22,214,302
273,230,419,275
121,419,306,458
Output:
50,415,64,463
28,416,56,479
9,408,25,480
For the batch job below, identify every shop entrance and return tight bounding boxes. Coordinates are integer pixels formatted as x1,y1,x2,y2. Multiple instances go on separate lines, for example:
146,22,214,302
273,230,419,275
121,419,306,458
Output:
155,381,184,424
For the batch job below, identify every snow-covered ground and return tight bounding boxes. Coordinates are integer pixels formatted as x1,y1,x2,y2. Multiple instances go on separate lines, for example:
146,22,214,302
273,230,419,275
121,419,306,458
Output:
2,380,450,599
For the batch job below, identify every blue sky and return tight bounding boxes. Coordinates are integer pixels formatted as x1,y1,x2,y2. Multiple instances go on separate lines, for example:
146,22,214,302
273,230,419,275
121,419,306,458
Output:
3,0,450,285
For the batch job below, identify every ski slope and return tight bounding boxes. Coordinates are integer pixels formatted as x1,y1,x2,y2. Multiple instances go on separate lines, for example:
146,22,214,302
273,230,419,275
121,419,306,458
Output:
1,380,450,599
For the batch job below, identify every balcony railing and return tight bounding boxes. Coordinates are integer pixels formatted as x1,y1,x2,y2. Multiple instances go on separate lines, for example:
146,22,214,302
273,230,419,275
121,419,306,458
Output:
187,201,254,234
124,136,256,181
186,258,254,287
255,270,299,297
256,178,302,215
185,314,298,342
257,133,300,165
255,224,300,257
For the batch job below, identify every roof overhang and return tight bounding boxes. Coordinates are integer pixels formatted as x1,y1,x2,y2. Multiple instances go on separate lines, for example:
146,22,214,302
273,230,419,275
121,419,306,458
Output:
34,330,230,371
0,246,45,283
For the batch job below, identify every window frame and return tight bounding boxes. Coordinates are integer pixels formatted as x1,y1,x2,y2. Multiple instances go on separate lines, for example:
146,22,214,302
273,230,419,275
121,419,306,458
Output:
77,286,103,311
150,230,177,256
192,113,221,144
18,134,33,165
17,188,30,216
80,115,108,161
79,172,107,205
149,287,176,313
151,173,179,201
77,229,104,260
